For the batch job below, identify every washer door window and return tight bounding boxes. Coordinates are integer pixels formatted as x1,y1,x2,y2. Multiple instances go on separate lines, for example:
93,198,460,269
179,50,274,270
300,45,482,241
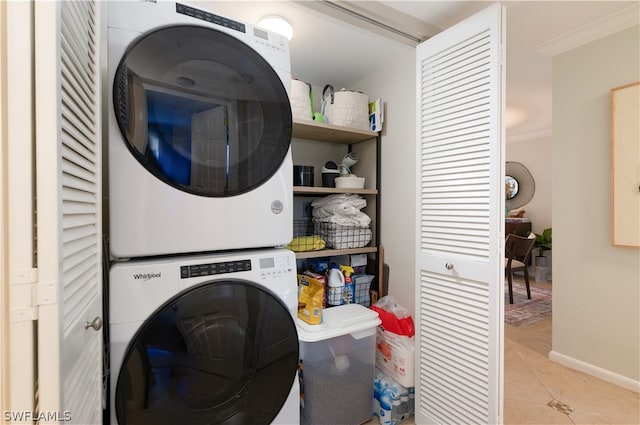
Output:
115,281,299,425
113,25,291,197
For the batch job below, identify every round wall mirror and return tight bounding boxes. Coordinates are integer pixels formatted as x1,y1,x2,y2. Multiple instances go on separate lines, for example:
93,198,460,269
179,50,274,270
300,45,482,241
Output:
505,161,535,210
505,176,519,199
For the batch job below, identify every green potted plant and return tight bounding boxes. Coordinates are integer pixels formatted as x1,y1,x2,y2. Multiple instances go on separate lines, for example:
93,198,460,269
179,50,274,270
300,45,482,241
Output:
533,228,552,280
534,228,552,252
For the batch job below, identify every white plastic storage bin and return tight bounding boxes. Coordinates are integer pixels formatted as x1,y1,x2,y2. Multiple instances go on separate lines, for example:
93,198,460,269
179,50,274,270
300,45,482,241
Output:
297,304,381,425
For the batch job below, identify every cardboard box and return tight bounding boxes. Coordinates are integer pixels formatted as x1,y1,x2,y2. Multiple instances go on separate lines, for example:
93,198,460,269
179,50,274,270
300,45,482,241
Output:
350,254,368,267
330,253,368,274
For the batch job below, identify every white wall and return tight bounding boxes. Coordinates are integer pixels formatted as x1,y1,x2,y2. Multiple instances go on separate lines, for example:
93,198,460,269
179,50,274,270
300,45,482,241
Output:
551,25,639,389
506,136,552,234
352,50,417,317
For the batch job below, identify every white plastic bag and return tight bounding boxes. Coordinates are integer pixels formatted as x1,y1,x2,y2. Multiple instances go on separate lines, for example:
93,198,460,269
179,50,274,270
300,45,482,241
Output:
372,296,415,387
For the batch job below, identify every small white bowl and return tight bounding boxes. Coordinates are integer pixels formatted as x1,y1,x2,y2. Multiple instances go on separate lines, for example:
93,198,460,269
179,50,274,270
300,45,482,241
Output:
335,176,365,189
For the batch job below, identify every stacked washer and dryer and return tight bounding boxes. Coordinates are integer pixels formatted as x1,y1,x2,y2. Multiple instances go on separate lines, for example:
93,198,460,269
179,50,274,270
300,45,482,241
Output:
106,2,299,424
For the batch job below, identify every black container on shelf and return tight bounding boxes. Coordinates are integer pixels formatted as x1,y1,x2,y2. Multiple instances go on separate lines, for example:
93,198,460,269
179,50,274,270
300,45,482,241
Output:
322,170,340,187
294,165,314,186
321,161,339,187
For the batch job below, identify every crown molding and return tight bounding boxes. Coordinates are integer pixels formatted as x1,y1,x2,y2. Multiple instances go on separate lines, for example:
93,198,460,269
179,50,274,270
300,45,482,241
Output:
534,3,640,56
507,129,552,144
293,0,440,46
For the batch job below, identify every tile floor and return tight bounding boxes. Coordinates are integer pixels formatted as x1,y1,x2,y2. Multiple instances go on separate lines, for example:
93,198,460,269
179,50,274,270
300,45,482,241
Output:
366,278,640,425
503,279,639,425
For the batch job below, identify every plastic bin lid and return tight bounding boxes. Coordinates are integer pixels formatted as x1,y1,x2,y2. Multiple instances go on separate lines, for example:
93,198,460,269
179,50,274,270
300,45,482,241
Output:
296,304,381,342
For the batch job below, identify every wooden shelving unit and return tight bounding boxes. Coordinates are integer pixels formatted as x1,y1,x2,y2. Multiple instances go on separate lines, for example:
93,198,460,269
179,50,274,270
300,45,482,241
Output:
291,119,377,144
293,246,378,260
293,186,378,196
291,120,381,269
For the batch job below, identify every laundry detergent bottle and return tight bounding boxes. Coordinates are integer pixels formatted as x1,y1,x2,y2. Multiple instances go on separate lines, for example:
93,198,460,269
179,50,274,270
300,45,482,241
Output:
327,264,345,306
340,265,355,304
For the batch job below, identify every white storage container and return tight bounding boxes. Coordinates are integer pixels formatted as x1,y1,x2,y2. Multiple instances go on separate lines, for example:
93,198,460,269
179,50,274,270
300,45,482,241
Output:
335,175,365,189
297,304,381,425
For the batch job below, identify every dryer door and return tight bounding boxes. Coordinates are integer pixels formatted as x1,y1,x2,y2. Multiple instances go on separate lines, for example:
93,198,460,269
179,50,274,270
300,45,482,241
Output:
113,25,291,197
114,280,299,425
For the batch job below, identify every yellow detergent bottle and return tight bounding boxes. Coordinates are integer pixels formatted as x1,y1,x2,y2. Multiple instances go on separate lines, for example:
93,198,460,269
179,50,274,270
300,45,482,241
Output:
339,265,355,304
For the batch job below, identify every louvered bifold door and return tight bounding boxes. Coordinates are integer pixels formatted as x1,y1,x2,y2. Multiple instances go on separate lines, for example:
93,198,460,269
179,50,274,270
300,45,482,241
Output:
35,1,103,424
414,4,505,425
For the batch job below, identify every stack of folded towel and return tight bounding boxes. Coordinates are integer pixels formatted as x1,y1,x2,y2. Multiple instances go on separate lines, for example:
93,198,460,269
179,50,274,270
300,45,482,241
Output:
311,194,372,249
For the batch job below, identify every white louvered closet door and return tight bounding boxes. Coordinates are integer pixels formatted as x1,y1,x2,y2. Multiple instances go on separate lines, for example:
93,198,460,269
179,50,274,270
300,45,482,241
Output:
35,1,103,424
414,4,505,425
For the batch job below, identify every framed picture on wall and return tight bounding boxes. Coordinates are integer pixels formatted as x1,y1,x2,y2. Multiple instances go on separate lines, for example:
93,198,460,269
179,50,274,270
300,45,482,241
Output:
610,81,640,248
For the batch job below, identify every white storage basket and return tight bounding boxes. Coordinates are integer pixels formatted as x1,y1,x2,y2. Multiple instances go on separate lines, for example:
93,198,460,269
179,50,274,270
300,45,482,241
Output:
322,85,369,130
291,79,313,121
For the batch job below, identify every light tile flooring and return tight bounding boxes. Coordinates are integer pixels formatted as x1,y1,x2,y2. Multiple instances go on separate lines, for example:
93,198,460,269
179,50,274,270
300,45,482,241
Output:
367,279,640,425
502,279,639,425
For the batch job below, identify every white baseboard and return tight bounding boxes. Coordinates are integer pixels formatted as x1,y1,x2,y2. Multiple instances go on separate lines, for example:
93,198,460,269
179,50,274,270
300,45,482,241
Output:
549,351,639,393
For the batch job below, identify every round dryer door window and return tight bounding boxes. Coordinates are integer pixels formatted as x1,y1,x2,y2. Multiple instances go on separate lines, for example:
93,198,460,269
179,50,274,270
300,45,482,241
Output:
113,25,292,197
115,280,299,425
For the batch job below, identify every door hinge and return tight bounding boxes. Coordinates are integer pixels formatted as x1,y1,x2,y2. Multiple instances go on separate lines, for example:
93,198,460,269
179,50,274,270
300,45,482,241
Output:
10,268,57,323
35,280,57,306
10,267,38,323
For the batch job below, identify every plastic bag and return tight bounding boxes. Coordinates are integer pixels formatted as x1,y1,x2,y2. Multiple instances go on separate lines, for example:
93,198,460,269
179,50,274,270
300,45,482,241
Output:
371,296,415,337
297,275,324,325
376,328,415,387
373,296,415,387
373,368,413,425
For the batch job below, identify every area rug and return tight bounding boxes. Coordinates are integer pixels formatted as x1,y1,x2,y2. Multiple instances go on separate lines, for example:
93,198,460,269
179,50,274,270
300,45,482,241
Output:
505,281,552,327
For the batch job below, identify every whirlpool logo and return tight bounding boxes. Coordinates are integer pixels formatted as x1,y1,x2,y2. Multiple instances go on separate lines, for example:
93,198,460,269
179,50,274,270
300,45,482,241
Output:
133,272,161,281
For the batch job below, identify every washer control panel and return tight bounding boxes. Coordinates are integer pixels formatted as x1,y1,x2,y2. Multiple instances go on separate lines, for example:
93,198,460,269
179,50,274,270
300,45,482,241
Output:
259,253,295,280
179,253,294,280
180,259,251,279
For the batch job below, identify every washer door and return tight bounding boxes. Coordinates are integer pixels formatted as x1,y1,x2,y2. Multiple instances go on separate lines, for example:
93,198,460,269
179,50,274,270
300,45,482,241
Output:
115,280,299,425
113,25,291,197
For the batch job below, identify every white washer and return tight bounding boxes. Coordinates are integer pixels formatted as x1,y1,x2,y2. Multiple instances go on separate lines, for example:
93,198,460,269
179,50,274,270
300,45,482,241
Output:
107,1,293,259
109,248,300,425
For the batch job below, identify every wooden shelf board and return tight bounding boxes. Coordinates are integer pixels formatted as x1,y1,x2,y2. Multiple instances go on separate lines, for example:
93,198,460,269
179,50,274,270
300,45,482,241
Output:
293,186,378,195
294,246,378,259
292,119,377,144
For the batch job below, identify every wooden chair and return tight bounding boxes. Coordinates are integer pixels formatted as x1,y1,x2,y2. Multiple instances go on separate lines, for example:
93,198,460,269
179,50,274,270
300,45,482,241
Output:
505,233,536,304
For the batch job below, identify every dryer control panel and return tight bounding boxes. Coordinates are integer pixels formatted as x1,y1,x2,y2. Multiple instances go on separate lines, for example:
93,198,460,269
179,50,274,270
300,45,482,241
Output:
176,3,246,33
175,2,288,54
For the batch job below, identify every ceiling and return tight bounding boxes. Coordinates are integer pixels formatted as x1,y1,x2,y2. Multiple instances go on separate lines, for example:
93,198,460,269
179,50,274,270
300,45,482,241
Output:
200,1,638,140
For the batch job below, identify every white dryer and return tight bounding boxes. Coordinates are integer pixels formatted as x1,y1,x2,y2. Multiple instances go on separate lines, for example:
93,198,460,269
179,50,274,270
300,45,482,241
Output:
107,1,293,259
108,248,300,425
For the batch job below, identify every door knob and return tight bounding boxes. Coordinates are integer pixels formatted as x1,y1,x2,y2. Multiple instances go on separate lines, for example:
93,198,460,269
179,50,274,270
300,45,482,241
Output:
445,263,454,270
85,317,102,331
